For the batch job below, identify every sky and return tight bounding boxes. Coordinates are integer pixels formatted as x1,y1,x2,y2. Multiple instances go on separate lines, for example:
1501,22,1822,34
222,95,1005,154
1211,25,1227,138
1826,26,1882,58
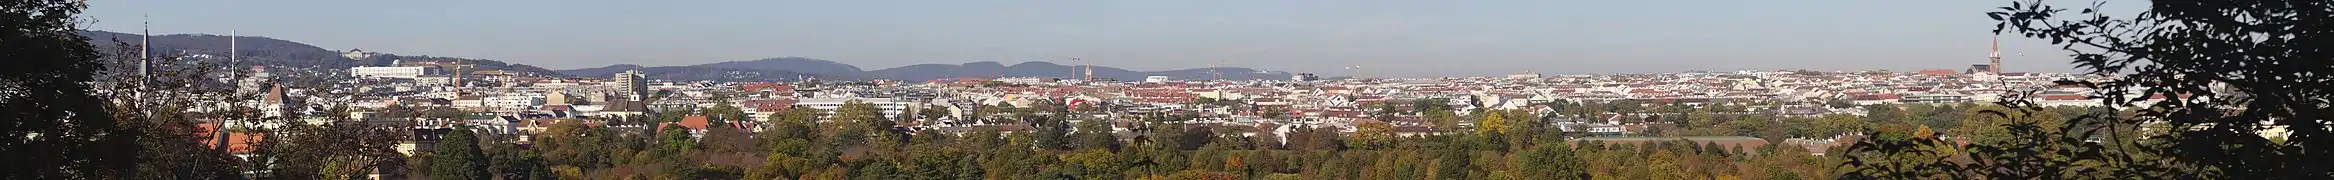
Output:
78,0,2141,77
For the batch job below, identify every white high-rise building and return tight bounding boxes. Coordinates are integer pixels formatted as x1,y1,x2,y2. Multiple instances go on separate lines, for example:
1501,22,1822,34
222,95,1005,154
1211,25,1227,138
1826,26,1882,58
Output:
615,70,648,101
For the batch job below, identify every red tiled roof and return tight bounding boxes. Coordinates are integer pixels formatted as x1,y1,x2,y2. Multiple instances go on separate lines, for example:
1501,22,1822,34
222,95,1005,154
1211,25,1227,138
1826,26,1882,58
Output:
658,116,712,131
197,123,264,153
1917,69,1959,76
741,82,793,92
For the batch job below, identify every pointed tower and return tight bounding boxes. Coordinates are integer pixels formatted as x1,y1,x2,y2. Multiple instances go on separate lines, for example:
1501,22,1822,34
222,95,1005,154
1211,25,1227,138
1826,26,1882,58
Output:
1082,58,1095,82
139,16,150,82
451,58,465,98
1989,36,2003,73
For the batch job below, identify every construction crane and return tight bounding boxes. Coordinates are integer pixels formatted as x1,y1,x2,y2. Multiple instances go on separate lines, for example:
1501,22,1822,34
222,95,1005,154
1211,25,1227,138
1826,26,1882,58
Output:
1068,57,1085,81
1208,62,1221,82
1345,66,1364,80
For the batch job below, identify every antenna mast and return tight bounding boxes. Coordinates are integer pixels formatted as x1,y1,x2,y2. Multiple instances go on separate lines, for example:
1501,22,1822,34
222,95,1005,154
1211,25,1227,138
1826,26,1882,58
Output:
230,31,236,68
214,30,239,152
139,15,150,82
226,30,237,91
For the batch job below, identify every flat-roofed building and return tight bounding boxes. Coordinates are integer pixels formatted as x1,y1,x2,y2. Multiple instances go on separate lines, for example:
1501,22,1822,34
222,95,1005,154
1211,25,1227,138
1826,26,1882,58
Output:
352,66,434,79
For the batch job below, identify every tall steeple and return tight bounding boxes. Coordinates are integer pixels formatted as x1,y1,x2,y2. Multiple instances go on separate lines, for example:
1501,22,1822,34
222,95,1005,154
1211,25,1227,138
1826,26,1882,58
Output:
1989,36,2003,73
139,15,150,82
452,58,464,97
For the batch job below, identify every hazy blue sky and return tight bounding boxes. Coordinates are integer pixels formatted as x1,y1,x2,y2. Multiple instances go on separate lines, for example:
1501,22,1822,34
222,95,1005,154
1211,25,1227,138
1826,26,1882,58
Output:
79,0,2139,77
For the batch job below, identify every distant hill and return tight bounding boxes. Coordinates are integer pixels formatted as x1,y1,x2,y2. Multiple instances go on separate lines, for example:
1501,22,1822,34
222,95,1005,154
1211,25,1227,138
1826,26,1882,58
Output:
565,58,1293,82
76,30,566,77
863,61,1291,82
357,55,566,77
561,64,819,82
80,30,353,69
1147,66,1292,82
559,64,649,78
688,57,865,78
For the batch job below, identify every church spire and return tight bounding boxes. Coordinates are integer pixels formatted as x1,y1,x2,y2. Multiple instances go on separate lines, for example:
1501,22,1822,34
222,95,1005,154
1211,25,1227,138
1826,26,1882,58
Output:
1989,36,2003,73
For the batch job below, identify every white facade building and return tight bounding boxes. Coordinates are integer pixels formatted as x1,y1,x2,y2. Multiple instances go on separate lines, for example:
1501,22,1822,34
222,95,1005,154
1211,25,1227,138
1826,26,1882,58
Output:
415,76,456,87
342,49,381,60
1292,73,1319,82
795,98,915,121
997,77,1056,84
1144,76,1173,83
484,96,545,109
1507,72,1543,80
351,66,434,79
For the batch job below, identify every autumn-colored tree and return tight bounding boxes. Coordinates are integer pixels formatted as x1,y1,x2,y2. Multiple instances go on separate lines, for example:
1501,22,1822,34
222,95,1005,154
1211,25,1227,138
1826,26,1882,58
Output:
1477,110,1510,136
702,103,746,126
1514,142,1589,180
1349,120,1395,149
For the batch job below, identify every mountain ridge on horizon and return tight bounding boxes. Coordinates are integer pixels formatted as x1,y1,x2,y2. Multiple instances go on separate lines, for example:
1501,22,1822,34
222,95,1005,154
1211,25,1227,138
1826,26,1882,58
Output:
75,30,568,77
73,30,1297,81
560,57,1296,82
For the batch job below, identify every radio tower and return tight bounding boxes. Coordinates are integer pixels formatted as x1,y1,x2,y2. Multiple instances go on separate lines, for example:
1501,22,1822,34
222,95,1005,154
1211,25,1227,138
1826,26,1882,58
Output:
214,30,238,152
226,30,239,95
139,15,150,83
1989,36,2003,73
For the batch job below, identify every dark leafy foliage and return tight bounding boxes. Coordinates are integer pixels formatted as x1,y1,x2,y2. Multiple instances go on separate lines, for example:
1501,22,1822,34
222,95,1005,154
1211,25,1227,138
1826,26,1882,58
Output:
1996,0,2333,178
1848,0,2330,179
1,1,146,178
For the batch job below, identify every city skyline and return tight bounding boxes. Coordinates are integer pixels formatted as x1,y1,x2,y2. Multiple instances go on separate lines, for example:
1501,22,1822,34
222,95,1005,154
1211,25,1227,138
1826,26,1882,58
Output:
14,0,2327,179
80,0,2139,77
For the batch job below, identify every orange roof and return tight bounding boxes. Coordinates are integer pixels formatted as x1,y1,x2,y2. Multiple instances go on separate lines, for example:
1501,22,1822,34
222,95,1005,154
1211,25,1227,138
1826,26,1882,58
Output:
679,116,710,130
211,133,263,153
1917,69,1959,76
196,123,264,153
740,82,793,92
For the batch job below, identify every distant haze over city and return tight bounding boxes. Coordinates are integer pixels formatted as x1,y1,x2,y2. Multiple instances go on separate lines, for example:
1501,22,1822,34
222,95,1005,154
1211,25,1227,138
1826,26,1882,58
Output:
79,0,2139,77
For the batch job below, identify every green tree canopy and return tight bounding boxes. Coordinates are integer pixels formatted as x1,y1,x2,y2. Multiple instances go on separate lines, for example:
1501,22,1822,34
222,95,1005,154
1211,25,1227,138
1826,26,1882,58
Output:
430,127,491,180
